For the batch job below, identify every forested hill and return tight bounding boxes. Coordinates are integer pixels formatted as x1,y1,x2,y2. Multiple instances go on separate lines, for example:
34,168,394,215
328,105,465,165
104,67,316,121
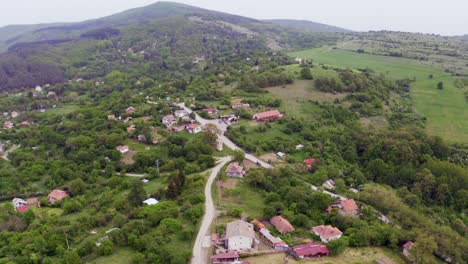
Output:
0,1,340,92
264,19,351,33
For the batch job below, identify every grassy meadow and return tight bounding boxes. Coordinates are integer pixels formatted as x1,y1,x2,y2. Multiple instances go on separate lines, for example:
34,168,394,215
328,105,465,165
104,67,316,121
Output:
289,47,468,143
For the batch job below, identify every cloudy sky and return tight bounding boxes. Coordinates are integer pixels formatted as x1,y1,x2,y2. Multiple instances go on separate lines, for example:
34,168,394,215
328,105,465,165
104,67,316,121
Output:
0,0,467,35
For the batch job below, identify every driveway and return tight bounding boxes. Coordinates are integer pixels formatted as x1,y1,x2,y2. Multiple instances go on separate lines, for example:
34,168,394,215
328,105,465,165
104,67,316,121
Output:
191,156,232,264
178,103,272,169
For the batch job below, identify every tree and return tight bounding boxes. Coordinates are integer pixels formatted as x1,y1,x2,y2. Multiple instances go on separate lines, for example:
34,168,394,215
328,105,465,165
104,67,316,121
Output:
437,81,444,90
63,250,82,264
22,209,35,225
233,150,245,162
327,237,349,255
203,124,221,147
98,240,113,256
128,180,147,207
411,234,437,264
300,67,313,80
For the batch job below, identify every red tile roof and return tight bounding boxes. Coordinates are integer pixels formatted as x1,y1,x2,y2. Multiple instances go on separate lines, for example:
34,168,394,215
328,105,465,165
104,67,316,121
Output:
304,158,316,165
403,241,414,250
341,199,358,212
226,162,244,175
292,242,329,257
311,225,343,240
253,110,282,120
270,215,295,234
204,108,218,114
48,190,69,204
16,205,29,213
251,219,265,230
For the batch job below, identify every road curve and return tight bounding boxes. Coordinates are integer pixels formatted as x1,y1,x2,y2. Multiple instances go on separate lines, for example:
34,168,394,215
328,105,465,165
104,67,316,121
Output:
191,156,232,264
178,103,272,169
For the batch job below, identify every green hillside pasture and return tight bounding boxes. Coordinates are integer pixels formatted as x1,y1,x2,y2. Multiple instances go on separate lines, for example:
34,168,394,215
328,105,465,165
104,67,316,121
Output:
289,48,468,143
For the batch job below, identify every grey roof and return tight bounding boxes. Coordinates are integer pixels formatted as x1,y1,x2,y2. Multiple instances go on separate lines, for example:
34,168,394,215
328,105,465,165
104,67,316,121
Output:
226,220,255,239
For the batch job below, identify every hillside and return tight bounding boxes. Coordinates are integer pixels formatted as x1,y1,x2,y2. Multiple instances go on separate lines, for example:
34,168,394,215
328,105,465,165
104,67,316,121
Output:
264,19,351,33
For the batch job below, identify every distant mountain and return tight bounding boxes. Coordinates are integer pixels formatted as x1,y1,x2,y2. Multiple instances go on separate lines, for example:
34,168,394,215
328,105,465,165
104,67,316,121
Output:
0,2,340,91
264,19,351,33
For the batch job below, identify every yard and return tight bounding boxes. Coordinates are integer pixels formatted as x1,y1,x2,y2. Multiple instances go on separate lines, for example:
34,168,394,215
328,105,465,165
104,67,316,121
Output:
243,247,405,264
288,47,468,143
90,248,135,264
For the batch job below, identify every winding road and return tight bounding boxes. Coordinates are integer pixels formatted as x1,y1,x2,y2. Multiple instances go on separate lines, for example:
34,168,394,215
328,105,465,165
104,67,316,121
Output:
178,103,272,169
191,156,232,264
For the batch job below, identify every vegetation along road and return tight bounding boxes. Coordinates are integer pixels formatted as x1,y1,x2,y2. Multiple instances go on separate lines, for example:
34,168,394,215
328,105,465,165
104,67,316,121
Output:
191,156,232,264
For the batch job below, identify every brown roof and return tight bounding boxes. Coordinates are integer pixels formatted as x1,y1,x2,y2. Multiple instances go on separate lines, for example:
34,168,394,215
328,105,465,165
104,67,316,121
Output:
253,110,281,119
270,215,295,234
211,251,240,260
226,220,255,239
226,162,244,174
403,241,414,250
48,190,68,203
341,199,358,212
292,242,329,257
311,225,343,240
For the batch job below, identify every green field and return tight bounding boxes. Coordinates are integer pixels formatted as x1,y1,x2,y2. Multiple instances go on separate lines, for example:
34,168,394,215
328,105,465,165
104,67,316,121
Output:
289,47,468,143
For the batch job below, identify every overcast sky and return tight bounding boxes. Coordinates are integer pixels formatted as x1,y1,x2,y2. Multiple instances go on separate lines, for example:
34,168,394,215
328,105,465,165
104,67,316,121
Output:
0,0,467,35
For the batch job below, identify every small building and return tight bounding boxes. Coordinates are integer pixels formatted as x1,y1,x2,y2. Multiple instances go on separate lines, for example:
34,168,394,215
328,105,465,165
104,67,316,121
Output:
226,162,246,177
48,190,69,204
276,152,286,158
339,199,359,216
296,144,304,150
291,242,329,259
304,158,316,170
232,103,250,109
258,228,289,251
322,179,335,189
143,198,158,206
250,219,265,230
126,107,136,114
142,179,149,183
172,125,186,133
11,111,19,118
252,110,282,121
16,205,30,213
311,225,343,242
402,241,414,258
47,91,56,97
270,215,295,234
108,115,116,121
20,121,30,127
225,220,256,251
137,134,146,142
116,145,129,154
12,198,28,208
174,110,189,118
186,124,202,134
127,126,136,133
27,198,41,208
210,251,240,264
220,115,239,123
3,121,14,130
204,108,218,115
162,114,176,126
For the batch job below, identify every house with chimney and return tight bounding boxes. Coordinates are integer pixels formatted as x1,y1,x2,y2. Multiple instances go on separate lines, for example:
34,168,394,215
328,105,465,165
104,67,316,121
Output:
270,215,295,234
226,162,245,177
311,225,343,242
225,220,257,251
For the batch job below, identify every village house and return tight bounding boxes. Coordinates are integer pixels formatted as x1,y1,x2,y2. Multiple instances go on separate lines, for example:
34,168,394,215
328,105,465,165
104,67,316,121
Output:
108,115,116,121
250,219,265,230
3,121,14,130
137,134,146,142
328,199,360,216
143,198,158,206
204,108,218,115
296,144,304,150
47,91,56,97
126,107,136,115
171,125,186,133
162,114,177,127
210,251,240,264
27,198,41,208
322,179,336,189
127,126,136,133
311,225,343,242
290,242,330,259
186,124,202,134
123,117,132,123
258,228,289,251
304,158,316,170
225,220,257,251
402,241,414,259
12,198,28,208
20,121,30,127
276,152,286,158
116,145,129,154
252,110,282,121
174,110,189,118
270,215,295,234
226,162,246,177
48,190,69,204
232,103,250,109
220,114,239,123
11,111,19,118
